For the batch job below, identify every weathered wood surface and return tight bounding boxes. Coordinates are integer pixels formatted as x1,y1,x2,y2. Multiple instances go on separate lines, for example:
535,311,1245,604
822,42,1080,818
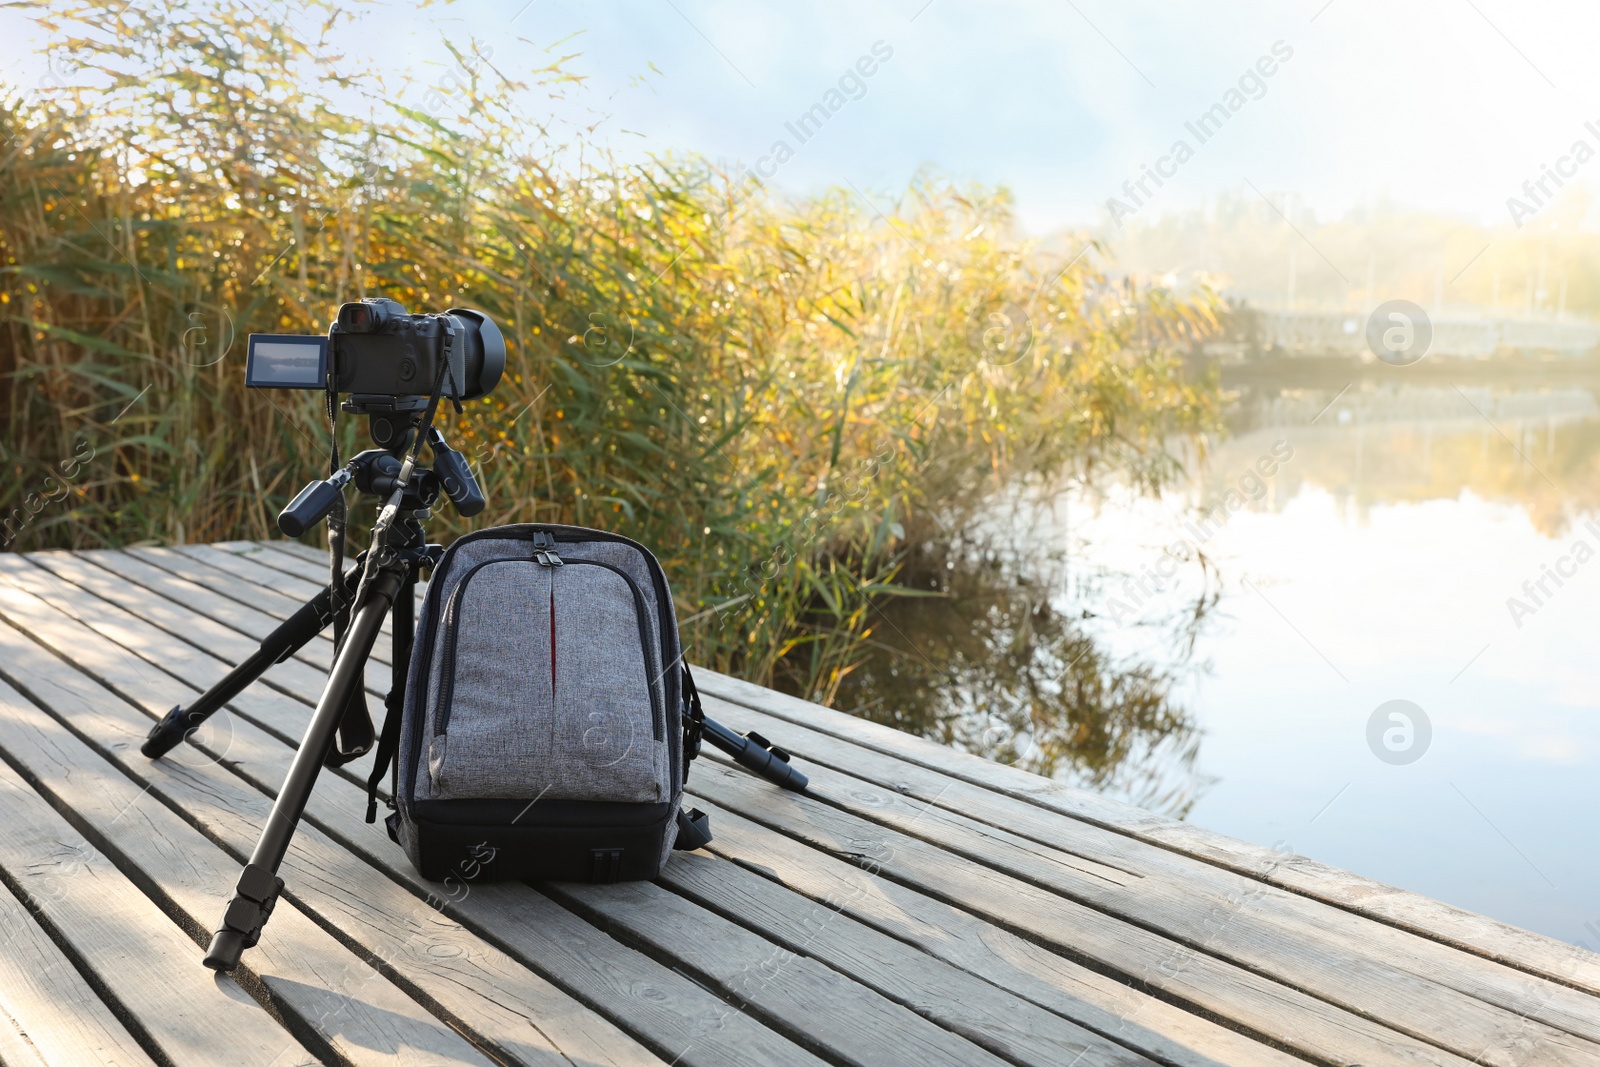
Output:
0,540,1594,1066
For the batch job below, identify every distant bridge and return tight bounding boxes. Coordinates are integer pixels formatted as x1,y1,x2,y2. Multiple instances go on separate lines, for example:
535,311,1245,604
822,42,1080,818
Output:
1255,310,1600,359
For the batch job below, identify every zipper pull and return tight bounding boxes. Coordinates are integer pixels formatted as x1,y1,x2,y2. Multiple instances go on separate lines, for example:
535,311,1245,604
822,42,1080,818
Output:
531,531,563,566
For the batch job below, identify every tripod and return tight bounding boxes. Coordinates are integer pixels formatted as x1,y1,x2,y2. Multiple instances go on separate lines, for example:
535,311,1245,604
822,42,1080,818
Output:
141,406,464,970
142,413,808,973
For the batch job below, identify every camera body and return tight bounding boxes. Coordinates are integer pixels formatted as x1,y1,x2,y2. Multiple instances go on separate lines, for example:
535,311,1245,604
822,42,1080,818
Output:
332,299,500,400
245,298,505,404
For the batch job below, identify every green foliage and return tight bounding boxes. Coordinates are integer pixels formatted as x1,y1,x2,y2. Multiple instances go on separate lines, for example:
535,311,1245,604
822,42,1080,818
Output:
1,0,1222,718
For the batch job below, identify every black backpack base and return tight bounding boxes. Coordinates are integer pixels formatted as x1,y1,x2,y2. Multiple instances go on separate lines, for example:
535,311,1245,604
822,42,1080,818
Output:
387,799,679,883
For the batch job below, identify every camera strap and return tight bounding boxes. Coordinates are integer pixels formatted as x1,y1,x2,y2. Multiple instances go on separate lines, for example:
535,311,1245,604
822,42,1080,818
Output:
317,341,374,767
325,374,350,649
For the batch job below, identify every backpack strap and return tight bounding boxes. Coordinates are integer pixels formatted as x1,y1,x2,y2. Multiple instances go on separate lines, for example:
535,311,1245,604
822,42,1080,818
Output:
364,684,406,823
674,666,712,848
674,806,712,851
681,663,705,782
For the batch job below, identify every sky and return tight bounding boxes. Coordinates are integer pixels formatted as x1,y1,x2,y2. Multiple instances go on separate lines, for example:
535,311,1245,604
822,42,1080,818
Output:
7,1,1600,235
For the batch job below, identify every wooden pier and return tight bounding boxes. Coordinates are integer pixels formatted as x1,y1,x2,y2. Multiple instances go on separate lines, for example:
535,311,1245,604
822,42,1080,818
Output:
0,539,1597,1065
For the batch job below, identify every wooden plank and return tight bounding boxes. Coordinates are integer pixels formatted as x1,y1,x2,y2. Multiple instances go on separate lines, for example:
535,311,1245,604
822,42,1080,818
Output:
0,675,499,1067
120,544,345,624
144,544,341,608
196,540,409,601
0,579,673,1067
223,540,1600,1056
700,693,1600,1044
16,550,370,709
129,544,398,662
686,751,1600,1060
168,543,357,600
233,547,428,620
568,855,1202,1067
250,539,336,569
0,758,314,1065
117,544,418,684
230,539,1600,1011
0,874,155,1067
215,540,430,628
155,543,402,672
666,805,1305,1067
0,557,826,1067
0,554,366,781
25,547,387,790
434,880,831,1067
55,549,391,699
544,876,1085,1067
686,757,1561,1067
68,550,1164,1067
694,667,1600,996
222,547,1273,1062
163,543,420,673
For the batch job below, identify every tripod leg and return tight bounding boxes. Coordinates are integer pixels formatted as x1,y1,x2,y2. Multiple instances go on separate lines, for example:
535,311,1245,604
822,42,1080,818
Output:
203,565,401,972
141,565,362,759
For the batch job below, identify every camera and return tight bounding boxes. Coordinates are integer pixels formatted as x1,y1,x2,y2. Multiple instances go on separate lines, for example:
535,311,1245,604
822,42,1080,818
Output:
245,298,506,408
249,299,504,531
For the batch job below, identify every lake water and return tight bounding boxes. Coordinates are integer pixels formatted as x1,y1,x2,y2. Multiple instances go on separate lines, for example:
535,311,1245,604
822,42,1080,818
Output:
841,367,1600,947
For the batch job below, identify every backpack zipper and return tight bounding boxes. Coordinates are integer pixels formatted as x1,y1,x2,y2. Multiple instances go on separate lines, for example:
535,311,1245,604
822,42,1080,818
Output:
432,550,664,742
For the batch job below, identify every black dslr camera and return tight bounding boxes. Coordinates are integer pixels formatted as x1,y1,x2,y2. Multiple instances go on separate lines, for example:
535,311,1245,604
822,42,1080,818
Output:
246,298,505,421
244,298,507,532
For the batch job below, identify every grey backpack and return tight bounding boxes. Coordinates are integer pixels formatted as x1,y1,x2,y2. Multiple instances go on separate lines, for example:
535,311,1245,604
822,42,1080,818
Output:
373,523,712,882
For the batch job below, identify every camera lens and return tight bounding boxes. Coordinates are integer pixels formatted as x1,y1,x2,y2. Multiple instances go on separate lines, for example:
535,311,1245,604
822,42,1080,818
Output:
445,308,506,400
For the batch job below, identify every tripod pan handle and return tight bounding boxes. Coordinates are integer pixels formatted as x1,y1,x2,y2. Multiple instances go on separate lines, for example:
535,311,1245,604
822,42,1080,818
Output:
279,472,350,537
428,430,486,517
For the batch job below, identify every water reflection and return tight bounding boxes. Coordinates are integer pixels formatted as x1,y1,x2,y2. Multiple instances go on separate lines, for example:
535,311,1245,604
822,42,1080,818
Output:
827,366,1600,944
1070,365,1600,944
1217,380,1600,533
831,538,1215,818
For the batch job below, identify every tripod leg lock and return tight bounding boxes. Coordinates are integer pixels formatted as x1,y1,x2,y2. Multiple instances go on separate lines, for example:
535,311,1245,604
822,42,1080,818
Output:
203,863,283,971
701,718,809,793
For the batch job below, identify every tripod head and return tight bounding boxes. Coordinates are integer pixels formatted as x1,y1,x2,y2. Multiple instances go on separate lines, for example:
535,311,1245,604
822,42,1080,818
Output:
277,410,485,539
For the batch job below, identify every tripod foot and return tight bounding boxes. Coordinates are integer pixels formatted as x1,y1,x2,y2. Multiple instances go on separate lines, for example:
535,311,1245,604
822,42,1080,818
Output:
202,929,247,972
701,719,809,792
141,705,194,759
203,863,283,972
